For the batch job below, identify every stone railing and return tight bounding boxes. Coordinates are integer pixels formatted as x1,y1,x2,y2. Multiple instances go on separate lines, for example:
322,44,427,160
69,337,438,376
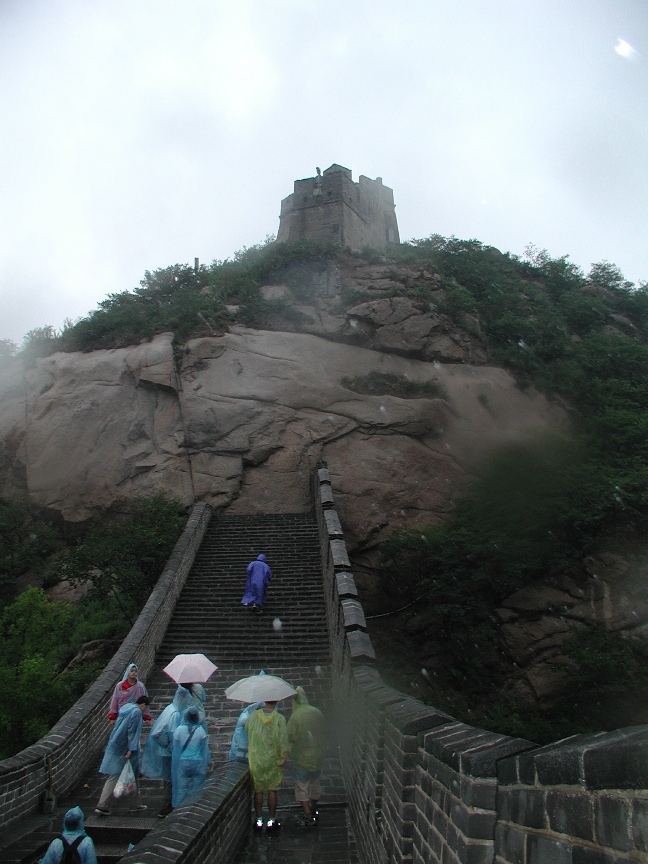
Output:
120,761,251,864
0,502,212,834
312,463,648,864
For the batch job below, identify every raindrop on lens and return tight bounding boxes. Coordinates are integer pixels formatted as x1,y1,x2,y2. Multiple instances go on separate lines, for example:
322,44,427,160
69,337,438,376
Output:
273,618,282,632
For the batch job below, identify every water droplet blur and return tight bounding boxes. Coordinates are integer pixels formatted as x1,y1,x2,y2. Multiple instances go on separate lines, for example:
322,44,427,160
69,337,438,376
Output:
615,37,636,59
272,617,282,632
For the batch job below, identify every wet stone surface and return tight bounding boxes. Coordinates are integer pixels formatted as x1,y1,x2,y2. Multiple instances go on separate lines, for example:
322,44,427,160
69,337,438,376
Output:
233,806,358,864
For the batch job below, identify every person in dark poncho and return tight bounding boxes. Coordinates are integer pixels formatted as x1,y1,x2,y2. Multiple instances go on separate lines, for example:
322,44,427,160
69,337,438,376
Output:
241,553,273,614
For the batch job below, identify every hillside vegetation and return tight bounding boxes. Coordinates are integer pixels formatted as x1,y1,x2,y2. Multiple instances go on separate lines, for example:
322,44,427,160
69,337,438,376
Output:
2,234,648,745
0,496,184,757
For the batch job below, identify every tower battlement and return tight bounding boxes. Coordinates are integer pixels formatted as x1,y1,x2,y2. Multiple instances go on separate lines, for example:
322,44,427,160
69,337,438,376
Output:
276,164,399,252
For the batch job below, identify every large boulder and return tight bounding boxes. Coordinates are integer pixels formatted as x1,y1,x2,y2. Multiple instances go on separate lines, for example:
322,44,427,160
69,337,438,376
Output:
0,330,566,552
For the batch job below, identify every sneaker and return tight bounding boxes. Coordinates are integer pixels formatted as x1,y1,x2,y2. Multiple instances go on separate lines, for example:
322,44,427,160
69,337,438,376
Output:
302,814,317,826
266,818,281,832
254,817,264,831
130,804,148,812
95,807,111,816
312,809,319,823
158,805,173,818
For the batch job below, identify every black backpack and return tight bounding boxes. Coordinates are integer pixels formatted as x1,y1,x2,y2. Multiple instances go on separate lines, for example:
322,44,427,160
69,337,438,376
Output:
58,835,84,864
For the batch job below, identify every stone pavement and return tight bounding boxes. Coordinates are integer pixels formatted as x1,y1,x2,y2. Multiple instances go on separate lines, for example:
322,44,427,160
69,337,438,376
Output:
233,806,358,864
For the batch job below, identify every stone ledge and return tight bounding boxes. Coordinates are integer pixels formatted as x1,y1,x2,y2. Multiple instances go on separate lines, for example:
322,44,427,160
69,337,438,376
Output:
335,572,358,599
385,698,452,736
341,598,367,631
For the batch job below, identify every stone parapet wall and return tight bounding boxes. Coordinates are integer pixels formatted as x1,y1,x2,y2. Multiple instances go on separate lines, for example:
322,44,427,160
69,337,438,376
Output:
120,762,251,864
313,464,648,864
0,502,212,833
495,729,648,863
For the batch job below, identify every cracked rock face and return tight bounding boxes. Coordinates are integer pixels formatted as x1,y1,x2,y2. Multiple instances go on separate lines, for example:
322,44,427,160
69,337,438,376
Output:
0,330,565,558
495,547,648,706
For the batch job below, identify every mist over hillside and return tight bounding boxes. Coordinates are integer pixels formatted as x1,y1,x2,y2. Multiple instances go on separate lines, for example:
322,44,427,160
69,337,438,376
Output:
2,235,648,745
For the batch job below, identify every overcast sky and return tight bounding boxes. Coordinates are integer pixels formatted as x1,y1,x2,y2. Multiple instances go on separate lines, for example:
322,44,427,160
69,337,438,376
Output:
1,0,646,345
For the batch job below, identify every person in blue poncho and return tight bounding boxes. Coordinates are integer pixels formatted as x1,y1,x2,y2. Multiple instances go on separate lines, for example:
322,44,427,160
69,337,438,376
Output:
228,701,264,762
141,685,191,817
40,807,97,864
241,553,273,614
95,696,149,816
179,682,207,729
171,706,210,808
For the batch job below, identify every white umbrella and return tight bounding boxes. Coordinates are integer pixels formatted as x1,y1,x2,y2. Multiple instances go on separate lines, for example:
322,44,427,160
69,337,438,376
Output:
163,653,218,684
225,673,296,703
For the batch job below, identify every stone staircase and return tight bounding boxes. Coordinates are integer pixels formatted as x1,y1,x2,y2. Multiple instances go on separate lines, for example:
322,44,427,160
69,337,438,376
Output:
156,512,329,665
2,510,343,864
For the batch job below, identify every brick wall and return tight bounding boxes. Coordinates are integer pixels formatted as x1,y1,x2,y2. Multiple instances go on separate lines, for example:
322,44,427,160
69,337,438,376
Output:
495,729,648,863
0,502,212,833
119,761,251,864
313,464,648,864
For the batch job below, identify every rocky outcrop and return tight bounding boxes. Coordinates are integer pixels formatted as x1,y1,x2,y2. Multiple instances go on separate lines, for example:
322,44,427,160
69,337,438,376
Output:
257,255,488,365
0,330,565,559
495,546,648,705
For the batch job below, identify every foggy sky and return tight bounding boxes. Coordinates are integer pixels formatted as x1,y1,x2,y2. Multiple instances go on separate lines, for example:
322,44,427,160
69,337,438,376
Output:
1,0,646,345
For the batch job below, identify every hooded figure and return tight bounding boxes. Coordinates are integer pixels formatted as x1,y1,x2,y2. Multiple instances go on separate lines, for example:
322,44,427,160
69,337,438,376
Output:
287,686,327,825
287,687,327,772
141,685,192,781
39,807,98,864
99,702,145,776
228,701,264,762
241,554,272,609
179,682,207,729
96,698,148,814
245,704,288,793
108,662,151,723
171,706,210,807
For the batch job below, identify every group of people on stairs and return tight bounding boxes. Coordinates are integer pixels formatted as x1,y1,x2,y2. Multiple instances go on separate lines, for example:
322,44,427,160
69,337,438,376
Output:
39,548,326,862
232,685,327,831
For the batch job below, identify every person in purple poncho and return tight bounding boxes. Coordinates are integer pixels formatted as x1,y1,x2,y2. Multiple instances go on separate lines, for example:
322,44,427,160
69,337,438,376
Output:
241,553,273,615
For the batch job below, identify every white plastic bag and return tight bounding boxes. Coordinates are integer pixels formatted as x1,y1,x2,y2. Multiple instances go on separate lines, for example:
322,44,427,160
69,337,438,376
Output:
113,759,137,798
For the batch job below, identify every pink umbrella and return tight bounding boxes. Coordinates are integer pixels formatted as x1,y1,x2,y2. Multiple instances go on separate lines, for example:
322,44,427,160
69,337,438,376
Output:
163,653,218,684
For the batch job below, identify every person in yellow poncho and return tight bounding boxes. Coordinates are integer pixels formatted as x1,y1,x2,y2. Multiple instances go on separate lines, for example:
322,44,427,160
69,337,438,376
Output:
245,701,288,832
287,686,327,826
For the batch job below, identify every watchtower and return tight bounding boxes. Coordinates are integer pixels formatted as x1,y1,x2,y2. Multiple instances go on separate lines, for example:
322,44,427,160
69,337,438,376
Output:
276,164,400,252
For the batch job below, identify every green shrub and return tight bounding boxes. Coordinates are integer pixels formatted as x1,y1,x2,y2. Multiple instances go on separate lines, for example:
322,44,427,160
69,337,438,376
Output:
0,500,63,605
57,495,186,623
0,494,185,757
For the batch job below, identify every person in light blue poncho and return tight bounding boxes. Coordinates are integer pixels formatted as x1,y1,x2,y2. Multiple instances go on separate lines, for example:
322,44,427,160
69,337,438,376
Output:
228,701,264,762
179,682,207,729
171,706,210,808
40,807,97,864
141,684,192,817
95,697,149,816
